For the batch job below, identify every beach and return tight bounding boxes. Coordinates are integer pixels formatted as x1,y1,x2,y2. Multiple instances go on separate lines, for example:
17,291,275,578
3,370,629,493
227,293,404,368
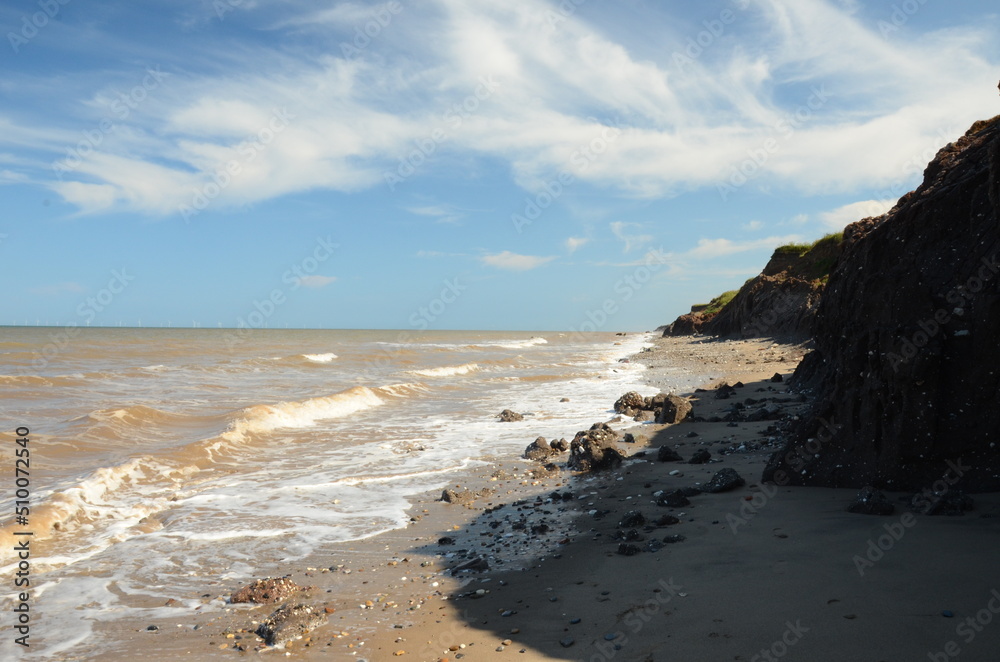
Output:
6,333,1000,661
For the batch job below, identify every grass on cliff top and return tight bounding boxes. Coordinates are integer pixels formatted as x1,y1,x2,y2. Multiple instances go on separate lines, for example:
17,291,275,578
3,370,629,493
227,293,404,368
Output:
774,232,843,256
700,290,739,316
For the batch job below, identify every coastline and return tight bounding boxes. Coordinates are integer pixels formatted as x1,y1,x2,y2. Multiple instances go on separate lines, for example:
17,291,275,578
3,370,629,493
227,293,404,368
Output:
86,335,1000,662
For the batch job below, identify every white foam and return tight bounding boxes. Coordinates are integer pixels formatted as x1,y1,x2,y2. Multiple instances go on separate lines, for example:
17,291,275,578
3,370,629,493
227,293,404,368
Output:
408,362,480,377
302,352,337,362
222,386,384,442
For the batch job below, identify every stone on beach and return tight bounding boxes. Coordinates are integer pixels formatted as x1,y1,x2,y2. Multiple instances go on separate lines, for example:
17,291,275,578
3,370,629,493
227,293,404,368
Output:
230,577,305,604
702,468,746,493
846,486,895,515
498,409,524,422
255,603,327,646
567,423,625,472
657,445,683,462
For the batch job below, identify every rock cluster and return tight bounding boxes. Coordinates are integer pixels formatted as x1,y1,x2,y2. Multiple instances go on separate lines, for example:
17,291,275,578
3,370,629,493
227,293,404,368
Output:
613,391,693,424
567,423,626,472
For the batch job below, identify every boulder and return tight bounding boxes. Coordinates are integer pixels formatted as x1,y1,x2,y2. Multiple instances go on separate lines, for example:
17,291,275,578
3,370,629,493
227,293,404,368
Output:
614,391,646,414
702,468,746,493
523,437,557,461
657,445,683,462
652,393,693,424
567,423,625,472
498,409,524,422
256,603,327,646
656,490,691,507
688,449,711,464
230,577,304,604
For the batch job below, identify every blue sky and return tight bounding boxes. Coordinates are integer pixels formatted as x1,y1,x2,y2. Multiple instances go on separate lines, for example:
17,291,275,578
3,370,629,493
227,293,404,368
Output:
2,0,998,331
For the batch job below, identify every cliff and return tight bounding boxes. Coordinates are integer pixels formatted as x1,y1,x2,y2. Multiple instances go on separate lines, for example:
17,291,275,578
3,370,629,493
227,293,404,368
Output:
764,115,1000,492
665,234,840,339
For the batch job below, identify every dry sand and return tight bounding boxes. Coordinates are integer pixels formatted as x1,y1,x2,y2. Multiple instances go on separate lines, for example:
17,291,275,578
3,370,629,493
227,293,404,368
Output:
89,336,1000,662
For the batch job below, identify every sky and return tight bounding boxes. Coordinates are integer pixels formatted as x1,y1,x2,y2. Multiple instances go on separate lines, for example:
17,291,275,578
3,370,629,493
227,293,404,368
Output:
1,0,998,332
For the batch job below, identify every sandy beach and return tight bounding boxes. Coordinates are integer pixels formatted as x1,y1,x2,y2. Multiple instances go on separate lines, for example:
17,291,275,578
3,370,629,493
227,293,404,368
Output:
91,336,1000,661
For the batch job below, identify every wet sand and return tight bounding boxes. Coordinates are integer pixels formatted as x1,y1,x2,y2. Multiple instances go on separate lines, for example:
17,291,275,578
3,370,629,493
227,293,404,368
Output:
87,336,1000,661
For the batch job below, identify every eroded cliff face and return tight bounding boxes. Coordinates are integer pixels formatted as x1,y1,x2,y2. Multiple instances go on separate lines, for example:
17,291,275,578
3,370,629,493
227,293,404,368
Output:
765,116,1000,492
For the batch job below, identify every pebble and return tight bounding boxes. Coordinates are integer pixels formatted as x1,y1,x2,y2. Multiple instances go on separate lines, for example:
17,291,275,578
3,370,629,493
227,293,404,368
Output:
560,637,575,648
604,633,617,641
943,610,954,618
570,618,581,624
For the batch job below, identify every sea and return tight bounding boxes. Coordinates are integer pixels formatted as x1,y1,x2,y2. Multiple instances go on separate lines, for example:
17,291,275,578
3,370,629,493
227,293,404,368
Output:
0,327,701,659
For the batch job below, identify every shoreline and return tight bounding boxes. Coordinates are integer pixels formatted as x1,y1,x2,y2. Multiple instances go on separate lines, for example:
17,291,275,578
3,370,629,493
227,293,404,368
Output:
84,335,1000,661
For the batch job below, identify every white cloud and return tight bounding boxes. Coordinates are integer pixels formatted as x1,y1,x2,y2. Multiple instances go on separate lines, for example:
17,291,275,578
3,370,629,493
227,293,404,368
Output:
565,236,589,253
610,221,653,253
4,0,998,215
481,251,556,271
819,199,896,230
407,205,463,224
743,220,764,231
297,275,337,288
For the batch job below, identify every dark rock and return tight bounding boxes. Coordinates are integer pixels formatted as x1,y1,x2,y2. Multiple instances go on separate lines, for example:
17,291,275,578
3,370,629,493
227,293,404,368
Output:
651,393,693,424
560,637,575,648
688,449,711,464
657,445,683,462
686,431,700,438
679,486,703,497
847,486,895,515
230,577,304,604
634,409,657,422
438,536,456,545
653,514,681,526
452,557,490,573
714,383,736,400
662,534,687,544
614,391,646,414
764,117,1000,491
256,603,327,646
619,510,645,527
617,543,642,556
524,437,557,461
498,409,524,422
146,625,158,631
622,432,644,444
703,468,746,493
645,539,665,553
550,438,570,452
567,424,625,472
614,528,643,542
656,490,690,507
771,372,784,383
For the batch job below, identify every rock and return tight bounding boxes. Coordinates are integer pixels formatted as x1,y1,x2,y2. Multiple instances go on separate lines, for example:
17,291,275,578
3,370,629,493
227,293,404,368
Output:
256,603,327,646
679,486,703,497
650,393,693,424
662,534,687,544
498,409,523,422
560,397,570,402
452,557,490,574
614,391,646,414
440,487,494,505
567,424,625,472
657,445,683,462
714,383,736,400
666,311,710,336
550,438,570,452
653,514,681,526
688,449,711,464
656,490,690,507
618,510,645,527
634,409,657,422
846,486,895,515
230,577,304,604
771,372,784,383
622,432,645,444
438,536,455,545
524,437,557,461
765,117,1000,491
617,543,642,556
703,468,746,493
560,637,575,648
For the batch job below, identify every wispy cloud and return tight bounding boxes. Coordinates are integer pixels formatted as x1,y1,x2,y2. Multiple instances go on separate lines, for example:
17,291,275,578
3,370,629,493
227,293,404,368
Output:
297,275,337,288
481,251,556,271
565,236,589,253
610,221,653,253
407,204,464,225
819,199,895,230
